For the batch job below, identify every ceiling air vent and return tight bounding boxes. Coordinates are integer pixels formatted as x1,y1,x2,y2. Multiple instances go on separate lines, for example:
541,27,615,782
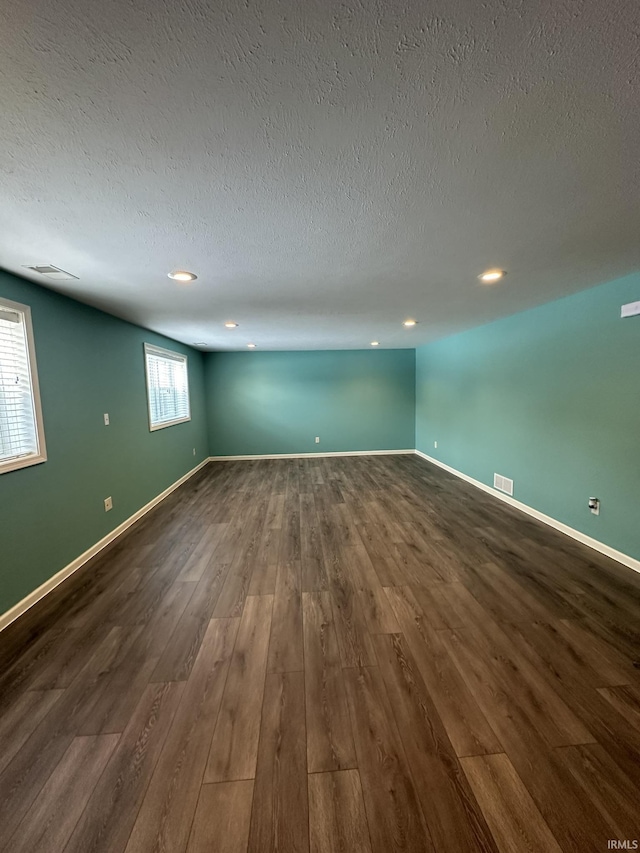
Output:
24,265,79,281
493,473,514,496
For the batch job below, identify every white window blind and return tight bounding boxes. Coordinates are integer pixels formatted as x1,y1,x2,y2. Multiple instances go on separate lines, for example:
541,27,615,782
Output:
0,298,47,473
144,343,191,430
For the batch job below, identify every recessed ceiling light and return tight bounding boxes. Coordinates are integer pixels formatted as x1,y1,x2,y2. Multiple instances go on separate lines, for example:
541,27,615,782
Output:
371,341,380,346
168,270,197,282
403,319,417,327
247,343,256,348
224,322,238,328
478,269,506,283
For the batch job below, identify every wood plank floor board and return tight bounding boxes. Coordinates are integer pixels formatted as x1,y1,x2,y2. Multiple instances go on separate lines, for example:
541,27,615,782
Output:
373,633,499,853
315,525,378,668
187,780,254,853
63,682,184,853
462,559,559,625
111,555,194,627
175,523,230,582
267,559,304,673
512,618,635,690
532,658,640,791
248,558,279,596
247,671,309,853
68,624,148,734
280,488,302,564
2,456,640,853
0,688,64,776
596,683,640,731
384,585,503,757
0,626,68,700
394,523,458,583
49,545,154,632
344,543,401,635
363,501,407,545
308,769,372,853
329,584,378,669
76,581,196,734
355,522,408,587
557,742,640,843
151,561,231,681
441,632,624,850
338,487,369,526
7,734,120,853
441,622,597,749
205,595,274,783
66,565,148,630
344,664,435,853
460,753,563,853
0,627,144,847
125,617,239,853
390,540,448,588
248,516,282,595
212,554,257,619
409,582,466,631
265,492,286,529
303,591,357,773
300,493,329,592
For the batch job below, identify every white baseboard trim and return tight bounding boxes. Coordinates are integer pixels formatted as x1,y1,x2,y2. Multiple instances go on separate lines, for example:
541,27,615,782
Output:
0,459,210,634
414,449,640,575
209,449,415,461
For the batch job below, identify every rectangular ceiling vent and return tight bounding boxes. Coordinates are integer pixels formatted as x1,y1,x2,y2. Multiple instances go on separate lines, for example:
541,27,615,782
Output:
493,473,514,496
23,265,79,281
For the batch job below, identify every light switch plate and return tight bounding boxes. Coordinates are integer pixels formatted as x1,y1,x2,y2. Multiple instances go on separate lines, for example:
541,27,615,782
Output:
621,300,640,318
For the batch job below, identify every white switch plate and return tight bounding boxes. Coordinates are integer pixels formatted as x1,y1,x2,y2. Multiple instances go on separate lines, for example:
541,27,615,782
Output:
103,413,110,425
621,300,640,318
315,436,320,443
104,496,113,512
434,440,438,448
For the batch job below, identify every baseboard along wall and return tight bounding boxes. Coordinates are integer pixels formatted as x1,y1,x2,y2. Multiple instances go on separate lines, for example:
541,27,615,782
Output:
0,458,210,634
414,449,640,576
2,447,638,635
209,449,415,460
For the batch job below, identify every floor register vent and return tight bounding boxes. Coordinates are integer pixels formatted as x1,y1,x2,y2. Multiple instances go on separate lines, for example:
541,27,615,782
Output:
493,473,514,496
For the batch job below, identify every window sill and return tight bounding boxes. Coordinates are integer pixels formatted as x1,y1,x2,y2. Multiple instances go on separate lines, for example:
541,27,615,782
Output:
149,416,192,432
0,453,48,475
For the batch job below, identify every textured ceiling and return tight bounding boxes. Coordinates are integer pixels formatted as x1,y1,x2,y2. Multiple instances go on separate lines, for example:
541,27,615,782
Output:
1,0,639,350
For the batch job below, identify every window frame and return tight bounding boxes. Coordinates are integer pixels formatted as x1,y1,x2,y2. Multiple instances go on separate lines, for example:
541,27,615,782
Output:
0,296,47,475
143,342,191,432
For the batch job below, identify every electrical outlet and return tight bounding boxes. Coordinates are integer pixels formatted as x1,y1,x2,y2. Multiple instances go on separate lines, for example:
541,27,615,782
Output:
315,436,320,444
434,440,438,448
103,413,110,426
104,496,113,512
589,497,600,516
193,448,196,456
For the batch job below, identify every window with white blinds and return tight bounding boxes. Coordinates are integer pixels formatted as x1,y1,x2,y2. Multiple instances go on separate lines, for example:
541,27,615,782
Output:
0,298,47,474
144,343,191,431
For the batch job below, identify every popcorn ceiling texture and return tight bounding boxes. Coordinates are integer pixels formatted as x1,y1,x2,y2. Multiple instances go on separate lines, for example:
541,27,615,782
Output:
0,0,638,349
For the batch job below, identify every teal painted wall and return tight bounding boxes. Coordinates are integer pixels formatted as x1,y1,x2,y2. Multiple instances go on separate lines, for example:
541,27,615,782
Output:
205,349,416,456
415,273,640,562
0,270,209,614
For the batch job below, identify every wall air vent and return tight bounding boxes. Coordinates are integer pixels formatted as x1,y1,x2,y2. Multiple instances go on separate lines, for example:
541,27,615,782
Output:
493,473,514,496
23,265,79,281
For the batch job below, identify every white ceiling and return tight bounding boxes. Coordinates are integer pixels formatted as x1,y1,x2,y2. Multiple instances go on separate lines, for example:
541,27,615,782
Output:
1,0,639,351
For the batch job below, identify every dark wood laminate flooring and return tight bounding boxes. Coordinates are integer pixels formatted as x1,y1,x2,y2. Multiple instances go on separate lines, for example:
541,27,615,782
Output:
1,455,640,853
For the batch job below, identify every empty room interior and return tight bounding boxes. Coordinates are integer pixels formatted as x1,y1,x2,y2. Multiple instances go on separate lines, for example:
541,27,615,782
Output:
1,1,639,852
